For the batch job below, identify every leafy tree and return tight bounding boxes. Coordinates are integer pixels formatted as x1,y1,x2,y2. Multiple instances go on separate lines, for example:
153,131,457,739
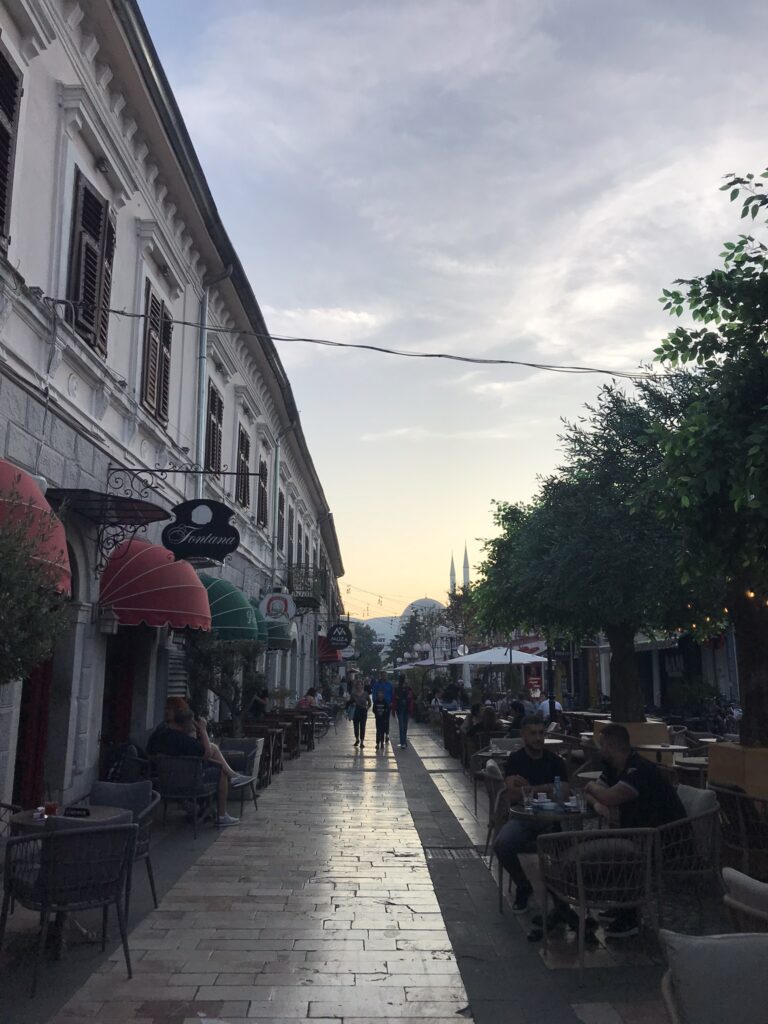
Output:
351,621,382,676
476,383,692,722
654,169,768,744
185,633,265,736
0,492,69,688
389,610,423,666
445,585,483,650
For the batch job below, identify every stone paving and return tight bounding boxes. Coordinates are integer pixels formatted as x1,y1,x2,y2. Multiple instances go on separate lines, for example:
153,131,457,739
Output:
23,720,695,1024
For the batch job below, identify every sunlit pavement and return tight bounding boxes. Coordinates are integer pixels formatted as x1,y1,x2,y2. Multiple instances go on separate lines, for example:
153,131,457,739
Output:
35,722,679,1024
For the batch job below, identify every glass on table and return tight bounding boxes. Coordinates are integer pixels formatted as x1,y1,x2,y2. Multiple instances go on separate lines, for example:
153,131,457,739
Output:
522,786,534,810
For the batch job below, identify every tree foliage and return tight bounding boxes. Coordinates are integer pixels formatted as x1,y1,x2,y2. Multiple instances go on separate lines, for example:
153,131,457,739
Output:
389,610,424,666
0,494,69,687
185,632,265,736
351,621,382,676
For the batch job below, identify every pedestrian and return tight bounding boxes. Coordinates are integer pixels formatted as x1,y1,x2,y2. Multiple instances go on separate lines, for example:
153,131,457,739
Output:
348,680,371,748
392,674,414,749
372,689,391,751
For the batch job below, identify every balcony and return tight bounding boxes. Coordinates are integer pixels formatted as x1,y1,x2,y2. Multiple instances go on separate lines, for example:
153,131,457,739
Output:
287,565,328,609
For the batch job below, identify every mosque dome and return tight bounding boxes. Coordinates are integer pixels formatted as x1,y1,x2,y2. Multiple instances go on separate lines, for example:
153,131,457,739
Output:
401,597,445,619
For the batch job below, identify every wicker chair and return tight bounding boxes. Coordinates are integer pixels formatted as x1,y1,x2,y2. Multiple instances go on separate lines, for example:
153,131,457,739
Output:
0,824,137,996
90,780,161,917
654,798,721,927
155,755,219,838
722,866,768,932
482,764,506,857
709,784,768,880
0,801,21,838
537,827,655,978
218,738,263,815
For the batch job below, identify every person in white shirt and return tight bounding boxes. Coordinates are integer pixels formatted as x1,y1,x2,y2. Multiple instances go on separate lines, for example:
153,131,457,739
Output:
538,694,563,720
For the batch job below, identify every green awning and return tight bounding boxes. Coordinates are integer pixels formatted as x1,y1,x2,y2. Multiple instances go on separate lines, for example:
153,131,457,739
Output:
200,575,259,642
248,598,269,647
266,618,291,651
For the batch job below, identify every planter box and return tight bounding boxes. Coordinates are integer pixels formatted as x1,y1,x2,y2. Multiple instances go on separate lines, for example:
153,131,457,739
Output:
708,742,768,798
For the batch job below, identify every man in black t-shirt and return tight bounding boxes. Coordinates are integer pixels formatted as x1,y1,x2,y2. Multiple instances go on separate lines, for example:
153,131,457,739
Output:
584,723,686,937
493,716,569,913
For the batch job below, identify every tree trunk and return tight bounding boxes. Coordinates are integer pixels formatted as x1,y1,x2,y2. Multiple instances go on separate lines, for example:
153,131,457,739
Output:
604,623,645,722
729,586,768,747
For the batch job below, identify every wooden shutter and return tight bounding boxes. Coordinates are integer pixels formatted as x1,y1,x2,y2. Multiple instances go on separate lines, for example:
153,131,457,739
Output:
158,302,173,423
141,282,162,413
0,44,21,247
257,457,269,527
277,491,285,549
236,426,250,506
95,211,116,353
287,506,294,564
205,382,223,473
297,523,303,565
68,170,115,353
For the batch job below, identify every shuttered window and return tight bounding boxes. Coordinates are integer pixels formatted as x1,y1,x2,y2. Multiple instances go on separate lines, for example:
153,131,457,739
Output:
296,523,303,566
287,506,295,564
277,491,285,550
235,426,251,507
256,456,269,527
304,534,310,567
140,280,173,423
67,169,115,354
0,43,21,249
204,382,223,473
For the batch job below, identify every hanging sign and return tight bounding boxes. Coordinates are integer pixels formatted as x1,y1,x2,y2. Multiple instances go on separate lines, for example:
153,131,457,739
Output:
327,621,353,650
162,499,240,561
259,591,297,621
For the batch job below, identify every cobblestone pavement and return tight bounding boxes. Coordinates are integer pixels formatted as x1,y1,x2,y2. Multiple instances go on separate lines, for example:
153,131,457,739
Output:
34,721,710,1024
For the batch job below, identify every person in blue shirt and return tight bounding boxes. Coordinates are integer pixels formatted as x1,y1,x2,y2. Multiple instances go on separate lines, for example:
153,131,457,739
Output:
371,672,393,704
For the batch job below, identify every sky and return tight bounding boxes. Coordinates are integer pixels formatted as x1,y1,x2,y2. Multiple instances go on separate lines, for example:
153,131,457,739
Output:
139,0,768,621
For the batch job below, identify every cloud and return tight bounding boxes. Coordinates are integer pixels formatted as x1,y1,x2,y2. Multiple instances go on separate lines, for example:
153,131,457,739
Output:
360,425,529,443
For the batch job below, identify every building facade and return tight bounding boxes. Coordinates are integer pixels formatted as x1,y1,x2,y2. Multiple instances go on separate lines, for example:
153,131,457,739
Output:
0,0,343,808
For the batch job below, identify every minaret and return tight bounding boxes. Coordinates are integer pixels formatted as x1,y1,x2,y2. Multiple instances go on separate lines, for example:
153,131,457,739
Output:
463,544,470,588
449,553,456,593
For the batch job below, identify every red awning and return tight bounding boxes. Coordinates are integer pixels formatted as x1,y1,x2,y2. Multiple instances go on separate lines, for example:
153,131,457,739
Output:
100,539,211,630
0,459,71,594
318,635,342,664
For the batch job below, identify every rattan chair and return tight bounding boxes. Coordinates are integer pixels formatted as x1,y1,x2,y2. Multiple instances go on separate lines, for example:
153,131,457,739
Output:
709,784,768,880
482,764,506,857
537,827,655,978
0,801,20,838
655,803,721,927
90,780,161,917
722,866,768,932
155,755,219,838
0,823,137,996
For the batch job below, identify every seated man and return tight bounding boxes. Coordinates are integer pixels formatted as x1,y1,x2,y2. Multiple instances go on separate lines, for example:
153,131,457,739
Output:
152,708,248,827
493,715,569,913
584,723,687,938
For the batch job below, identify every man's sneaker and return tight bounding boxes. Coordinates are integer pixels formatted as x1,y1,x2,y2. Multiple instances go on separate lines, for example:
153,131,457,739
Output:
217,813,240,828
229,774,251,788
604,913,639,939
513,883,533,914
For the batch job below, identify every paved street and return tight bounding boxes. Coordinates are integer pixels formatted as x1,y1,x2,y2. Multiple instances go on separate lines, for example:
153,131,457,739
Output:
37,723,670,1024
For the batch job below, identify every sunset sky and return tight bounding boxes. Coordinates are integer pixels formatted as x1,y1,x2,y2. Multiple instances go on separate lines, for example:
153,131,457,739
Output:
140,0,768,619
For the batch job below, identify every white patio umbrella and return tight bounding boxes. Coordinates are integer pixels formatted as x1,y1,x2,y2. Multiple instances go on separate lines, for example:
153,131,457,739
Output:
446,646,547,666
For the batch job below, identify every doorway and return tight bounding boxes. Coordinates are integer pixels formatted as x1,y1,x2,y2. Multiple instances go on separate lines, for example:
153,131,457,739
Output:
12,659,53,807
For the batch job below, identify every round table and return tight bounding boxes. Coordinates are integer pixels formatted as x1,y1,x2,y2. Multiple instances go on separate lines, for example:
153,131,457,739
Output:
10,805,132,835
634,743,688,764
508,803,596,831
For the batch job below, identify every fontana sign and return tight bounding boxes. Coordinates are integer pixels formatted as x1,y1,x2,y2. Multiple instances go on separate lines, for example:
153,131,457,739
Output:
162,499,240,561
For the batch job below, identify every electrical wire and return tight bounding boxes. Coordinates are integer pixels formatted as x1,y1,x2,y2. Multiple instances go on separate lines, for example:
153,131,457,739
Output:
61,300,673,381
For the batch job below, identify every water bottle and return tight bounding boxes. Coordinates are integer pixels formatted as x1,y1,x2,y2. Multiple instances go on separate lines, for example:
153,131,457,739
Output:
553,776,562,803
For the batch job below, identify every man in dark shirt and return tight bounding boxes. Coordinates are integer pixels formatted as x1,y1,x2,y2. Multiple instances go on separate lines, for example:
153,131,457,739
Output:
584,723,686,937
493,715,568,913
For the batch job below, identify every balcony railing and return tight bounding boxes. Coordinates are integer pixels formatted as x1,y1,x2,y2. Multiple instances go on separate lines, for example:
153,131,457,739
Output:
287,565,328,608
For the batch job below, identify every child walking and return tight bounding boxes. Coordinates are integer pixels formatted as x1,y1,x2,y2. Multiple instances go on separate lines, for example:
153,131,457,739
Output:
373,690,391,751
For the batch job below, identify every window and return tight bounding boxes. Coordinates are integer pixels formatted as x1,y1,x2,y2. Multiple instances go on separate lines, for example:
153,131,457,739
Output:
256,456,269,527
297,522,303,565
204,381,223,473
304,533,310,567
68,169,115,353
0,43,21,249
235,425,250,507
140,280,172,422
277,491,285,550
287,506,294,564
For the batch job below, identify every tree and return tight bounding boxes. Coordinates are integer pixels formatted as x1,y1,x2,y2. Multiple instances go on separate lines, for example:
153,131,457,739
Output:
475,383,692,722
445,585,483,650
185,633,264,737
389,610,423,666
654,169,768,745
0,492,68,688
352,621,382,676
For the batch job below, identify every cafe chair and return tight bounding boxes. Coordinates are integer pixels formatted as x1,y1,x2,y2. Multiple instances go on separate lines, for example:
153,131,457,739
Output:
90,780,161,918
708,784,768,881
155,755,219,839
0,823,137,997
0,801,21,838
722,866,768,932
537,827,655,979
217,738,263,816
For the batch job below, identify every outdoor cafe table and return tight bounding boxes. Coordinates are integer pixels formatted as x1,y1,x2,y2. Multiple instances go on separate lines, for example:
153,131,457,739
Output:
508,802,597,831
634,743,688,764
10,805,131,835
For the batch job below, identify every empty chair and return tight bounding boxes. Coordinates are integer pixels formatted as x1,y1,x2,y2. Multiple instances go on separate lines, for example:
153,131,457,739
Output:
722,866,768,932
709,785,768,881
217,738,263,816
155,755,219,838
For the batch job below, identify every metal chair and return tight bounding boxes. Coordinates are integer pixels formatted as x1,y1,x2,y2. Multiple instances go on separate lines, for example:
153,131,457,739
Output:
218,738,263,815
709,784,768,881
0,824,137,996
537,827,655,979
0,801,21,837
90,780,161,917
154,755,219,838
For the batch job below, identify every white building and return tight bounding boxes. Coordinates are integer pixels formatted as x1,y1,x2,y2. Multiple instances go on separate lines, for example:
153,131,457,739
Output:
0,0,343,808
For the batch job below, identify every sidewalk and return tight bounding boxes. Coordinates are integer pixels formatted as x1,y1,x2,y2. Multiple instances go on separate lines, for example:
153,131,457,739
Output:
42,722,672,1024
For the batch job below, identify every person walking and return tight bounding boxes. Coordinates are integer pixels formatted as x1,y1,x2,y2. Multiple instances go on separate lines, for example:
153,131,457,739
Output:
348,680,371,748
392,675,415,749
372,689,391,751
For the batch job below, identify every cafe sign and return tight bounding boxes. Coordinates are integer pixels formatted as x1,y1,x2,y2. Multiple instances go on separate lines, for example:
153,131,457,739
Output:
327,622,353,650
162,499,240,562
